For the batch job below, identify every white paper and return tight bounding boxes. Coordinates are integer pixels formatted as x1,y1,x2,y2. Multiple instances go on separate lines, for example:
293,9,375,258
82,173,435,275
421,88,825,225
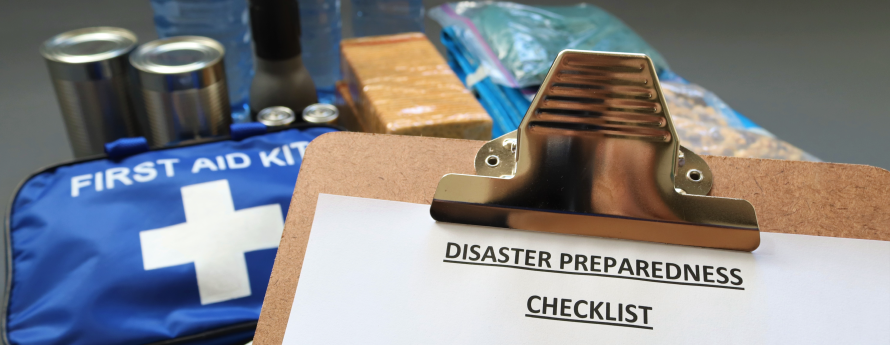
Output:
282,194,890,344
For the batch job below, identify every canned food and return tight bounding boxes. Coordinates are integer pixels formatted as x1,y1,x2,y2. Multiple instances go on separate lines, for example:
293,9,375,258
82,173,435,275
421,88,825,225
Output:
41,27,140,158
302,103,338,125
257,106,296,127
130,36,231,147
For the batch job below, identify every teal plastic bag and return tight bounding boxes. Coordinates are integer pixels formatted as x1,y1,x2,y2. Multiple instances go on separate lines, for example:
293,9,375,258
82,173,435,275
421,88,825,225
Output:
430,1,671,88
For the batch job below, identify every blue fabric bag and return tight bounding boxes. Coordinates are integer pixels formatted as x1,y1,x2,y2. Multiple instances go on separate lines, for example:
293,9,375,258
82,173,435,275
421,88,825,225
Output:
3,124,338,345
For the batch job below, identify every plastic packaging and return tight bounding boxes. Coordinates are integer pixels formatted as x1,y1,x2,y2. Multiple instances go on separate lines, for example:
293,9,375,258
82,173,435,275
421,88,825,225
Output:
299,0,342,104
662,82,819,161
430,1,671,88
352,0,425,37
150,0,254,123
340,33,491,139
433,2,819,161
441,26,528,138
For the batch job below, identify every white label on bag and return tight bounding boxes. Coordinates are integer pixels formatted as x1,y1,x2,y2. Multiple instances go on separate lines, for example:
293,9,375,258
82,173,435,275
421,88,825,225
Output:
281,194,890,344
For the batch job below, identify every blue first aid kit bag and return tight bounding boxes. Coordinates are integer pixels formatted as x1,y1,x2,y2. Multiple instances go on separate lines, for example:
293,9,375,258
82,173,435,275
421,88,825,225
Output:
3,124,338,345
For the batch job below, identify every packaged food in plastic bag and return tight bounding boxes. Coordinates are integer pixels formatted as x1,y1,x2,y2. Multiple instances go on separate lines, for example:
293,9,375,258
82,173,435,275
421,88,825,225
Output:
661,82,818,160
430,1,671,88
340,33,492,139
431,1,819,161
672,117,817,161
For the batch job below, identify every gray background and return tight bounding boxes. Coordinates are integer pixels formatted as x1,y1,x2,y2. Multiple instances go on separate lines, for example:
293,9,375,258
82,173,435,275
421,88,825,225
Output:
1,0,889,218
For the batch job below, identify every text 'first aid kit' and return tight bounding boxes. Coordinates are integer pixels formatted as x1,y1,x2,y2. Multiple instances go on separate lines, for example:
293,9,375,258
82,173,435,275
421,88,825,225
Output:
4,125,337,345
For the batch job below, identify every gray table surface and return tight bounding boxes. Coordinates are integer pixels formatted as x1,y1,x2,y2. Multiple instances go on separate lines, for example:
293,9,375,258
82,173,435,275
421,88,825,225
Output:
0,0,888,297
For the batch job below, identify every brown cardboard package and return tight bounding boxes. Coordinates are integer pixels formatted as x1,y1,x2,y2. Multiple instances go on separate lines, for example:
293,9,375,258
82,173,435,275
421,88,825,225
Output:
341,33,492,139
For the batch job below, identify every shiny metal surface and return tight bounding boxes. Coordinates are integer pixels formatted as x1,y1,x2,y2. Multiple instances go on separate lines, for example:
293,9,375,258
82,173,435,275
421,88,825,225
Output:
130,36,224,78
41,27,137,65
674,146,712,195
131,36,231,146
141,82,230,146
302,103,339,125
475,130,713,196
258,106,297,127
431,50,760,251
41,27,139,157
474,131,517,178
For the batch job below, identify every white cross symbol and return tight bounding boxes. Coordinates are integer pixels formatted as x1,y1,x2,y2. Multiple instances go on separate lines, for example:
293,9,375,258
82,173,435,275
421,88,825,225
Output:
139,179,284,305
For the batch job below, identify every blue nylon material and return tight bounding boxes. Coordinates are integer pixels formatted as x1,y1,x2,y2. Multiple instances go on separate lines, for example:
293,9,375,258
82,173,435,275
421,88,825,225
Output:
7,127,337,345
193,330,255,345
104,137,151,160
230,123,268,141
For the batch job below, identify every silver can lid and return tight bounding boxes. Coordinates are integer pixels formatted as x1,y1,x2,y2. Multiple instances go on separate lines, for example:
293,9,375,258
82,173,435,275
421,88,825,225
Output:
302,103,339,124
257,106,296,127
41,27,137,64
130,36,224,75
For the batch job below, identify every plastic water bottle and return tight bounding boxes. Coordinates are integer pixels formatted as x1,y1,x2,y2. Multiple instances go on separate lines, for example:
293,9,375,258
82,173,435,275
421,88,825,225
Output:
298,0,342,104
351,0,424,37
150,0,254,123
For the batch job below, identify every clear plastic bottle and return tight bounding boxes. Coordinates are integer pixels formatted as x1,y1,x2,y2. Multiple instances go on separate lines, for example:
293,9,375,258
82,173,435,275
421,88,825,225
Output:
351,0,424,37
150,0,254,123
298,0,342,104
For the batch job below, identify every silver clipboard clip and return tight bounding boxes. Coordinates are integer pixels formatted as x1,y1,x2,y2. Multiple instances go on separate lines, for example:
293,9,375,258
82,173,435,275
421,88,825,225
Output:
431,50,760,251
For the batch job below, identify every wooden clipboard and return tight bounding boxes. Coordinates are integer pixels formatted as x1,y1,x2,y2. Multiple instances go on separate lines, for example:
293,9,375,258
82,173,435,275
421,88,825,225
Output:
252,131,890,344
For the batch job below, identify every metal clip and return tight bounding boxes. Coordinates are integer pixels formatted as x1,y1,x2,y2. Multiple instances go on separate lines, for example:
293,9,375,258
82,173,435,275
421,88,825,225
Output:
431,50,760,251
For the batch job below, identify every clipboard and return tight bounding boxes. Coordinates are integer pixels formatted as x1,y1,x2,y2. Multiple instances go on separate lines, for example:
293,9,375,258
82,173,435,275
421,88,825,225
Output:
254,132,889,344
253,52,890,344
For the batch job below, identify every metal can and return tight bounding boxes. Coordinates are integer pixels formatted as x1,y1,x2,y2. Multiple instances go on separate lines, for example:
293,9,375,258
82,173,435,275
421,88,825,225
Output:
302,103,339,125
130,36,231,147
41,27,140,158
257,106,296,127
